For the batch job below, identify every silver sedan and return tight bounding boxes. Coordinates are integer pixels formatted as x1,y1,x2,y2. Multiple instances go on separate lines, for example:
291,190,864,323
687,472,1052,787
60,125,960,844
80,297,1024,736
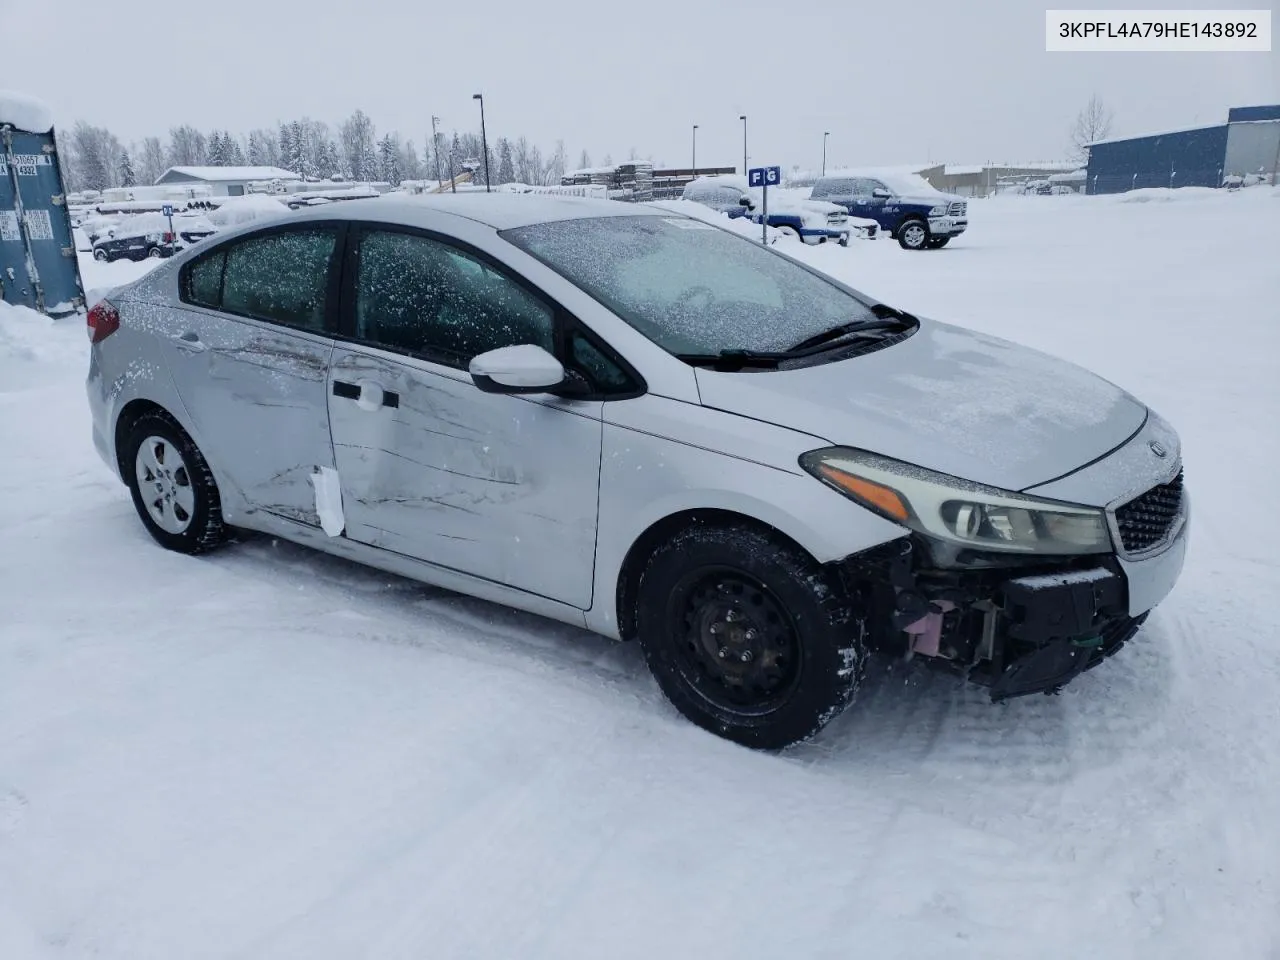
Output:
85,194,1188,748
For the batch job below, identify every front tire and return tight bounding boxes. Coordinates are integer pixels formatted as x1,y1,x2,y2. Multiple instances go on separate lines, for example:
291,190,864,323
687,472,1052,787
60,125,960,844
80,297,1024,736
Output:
146,246,163,259
635,523,864,750
93,248,109,262
124,411,228,554
897,218,929,250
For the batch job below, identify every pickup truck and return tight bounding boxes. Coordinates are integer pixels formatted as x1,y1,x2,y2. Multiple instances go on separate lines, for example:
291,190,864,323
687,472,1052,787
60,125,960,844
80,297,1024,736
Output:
682,175,875,246
810,172,967,250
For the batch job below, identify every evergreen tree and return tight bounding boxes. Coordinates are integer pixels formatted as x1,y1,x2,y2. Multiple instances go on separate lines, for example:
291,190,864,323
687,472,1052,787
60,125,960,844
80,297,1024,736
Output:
377,133,401,185
207,130,228,166
247,130,268,166
450,132,462,181
277,123,294,170
286,121,308,178
496,138,515,184
119,150,137,187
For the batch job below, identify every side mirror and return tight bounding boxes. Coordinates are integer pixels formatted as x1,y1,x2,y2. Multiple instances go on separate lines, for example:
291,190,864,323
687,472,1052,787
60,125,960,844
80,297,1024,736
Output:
469,344,567,395
871,188,892,199
738,196,755,210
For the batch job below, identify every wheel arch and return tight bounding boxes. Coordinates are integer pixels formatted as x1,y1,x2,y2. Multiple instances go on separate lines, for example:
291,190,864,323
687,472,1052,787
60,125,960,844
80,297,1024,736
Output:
615,508,825,643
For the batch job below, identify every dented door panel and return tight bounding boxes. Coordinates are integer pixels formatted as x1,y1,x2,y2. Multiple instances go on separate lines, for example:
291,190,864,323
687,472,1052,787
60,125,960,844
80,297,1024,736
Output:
327,345,603,609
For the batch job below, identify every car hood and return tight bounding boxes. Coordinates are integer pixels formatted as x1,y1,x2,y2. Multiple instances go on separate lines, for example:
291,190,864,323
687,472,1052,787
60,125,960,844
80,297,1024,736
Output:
694,319,1147,492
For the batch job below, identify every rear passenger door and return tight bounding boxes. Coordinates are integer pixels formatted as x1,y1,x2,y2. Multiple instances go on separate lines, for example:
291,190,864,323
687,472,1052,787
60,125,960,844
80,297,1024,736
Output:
168,222,344,526
326,225,610,609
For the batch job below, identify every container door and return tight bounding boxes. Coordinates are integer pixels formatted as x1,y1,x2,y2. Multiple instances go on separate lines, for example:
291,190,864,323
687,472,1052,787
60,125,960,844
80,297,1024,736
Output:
1,124,85,315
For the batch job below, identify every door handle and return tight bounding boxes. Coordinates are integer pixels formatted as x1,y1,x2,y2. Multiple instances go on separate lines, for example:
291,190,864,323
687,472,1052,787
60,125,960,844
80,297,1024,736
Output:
333,379,399,409
172,331,206,352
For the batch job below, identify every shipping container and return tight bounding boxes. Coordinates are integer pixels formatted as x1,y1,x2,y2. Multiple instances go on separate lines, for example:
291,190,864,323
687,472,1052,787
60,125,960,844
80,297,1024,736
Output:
0,90,85,316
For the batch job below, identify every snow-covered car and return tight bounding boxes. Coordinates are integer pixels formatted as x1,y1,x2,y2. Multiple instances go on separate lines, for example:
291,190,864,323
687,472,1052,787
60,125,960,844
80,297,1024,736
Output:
85,195,1188,749
171,214,217,245
206,194,291,230
91,217,178,262
683,174,876,245
811,170,969,249
81,215,121,246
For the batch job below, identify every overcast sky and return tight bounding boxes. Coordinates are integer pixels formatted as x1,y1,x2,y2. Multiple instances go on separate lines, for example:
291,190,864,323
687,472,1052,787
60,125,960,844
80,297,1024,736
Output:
4,0,1276,170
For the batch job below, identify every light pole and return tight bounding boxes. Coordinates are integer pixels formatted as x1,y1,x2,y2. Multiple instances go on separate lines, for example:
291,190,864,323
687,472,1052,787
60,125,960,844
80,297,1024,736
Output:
692,124,698,173
739,115,747,174
430,115,443,189
822,131,830,176
472,93,491,192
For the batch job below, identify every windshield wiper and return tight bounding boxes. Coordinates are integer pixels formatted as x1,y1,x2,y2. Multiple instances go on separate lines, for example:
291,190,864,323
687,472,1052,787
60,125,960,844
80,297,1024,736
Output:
679,304,918,371
676,349,790,370
783,307,916,355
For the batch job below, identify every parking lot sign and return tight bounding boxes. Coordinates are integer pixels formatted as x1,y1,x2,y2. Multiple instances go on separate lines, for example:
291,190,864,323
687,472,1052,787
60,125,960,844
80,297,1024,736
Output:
747,166,781,188
162,204,173,217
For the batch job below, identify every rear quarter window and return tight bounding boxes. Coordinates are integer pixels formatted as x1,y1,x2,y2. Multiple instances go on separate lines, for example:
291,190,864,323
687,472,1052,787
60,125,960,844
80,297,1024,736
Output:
182,250,225,309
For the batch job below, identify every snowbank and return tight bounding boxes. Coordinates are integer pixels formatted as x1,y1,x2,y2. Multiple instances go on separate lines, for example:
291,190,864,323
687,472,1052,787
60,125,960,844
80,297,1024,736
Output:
0,300,83,371
0,89,54,133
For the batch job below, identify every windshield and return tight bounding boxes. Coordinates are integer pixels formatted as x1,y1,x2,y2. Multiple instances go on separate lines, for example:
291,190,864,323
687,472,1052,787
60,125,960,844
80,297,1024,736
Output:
502,215,877,355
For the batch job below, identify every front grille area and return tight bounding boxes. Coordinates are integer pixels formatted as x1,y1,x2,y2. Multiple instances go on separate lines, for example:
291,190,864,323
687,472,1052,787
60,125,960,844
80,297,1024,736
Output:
1116,469,1184,553
949,201,966,216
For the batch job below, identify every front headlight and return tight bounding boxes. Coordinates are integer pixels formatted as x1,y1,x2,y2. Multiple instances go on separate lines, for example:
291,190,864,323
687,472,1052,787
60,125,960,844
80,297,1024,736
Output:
799,447,1113,555
928,204,948,216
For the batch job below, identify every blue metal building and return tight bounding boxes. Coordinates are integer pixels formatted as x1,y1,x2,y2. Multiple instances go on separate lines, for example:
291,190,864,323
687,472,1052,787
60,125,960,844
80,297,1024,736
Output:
1087,104,1280,195
1,90,86,316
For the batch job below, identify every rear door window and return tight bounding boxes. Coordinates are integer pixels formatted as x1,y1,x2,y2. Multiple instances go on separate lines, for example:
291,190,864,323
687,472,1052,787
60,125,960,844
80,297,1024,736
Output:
218,227,340,332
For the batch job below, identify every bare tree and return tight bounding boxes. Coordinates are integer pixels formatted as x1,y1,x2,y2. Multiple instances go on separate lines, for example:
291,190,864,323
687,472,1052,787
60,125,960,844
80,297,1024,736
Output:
138,137,166,184
66,122,123,191
340,110,377,181
168,125,207,167
1070,95,1114,162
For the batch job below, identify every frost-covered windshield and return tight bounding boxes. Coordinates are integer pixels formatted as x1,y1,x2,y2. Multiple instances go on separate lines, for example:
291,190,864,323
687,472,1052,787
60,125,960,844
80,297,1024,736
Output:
502,215,876,355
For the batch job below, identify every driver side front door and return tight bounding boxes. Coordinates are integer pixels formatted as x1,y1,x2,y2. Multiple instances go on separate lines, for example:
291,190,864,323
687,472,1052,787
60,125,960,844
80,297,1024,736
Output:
326,225,605,609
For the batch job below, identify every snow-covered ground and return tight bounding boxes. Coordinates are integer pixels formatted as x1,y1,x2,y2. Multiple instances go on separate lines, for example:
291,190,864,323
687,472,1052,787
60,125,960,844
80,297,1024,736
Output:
2,189,1278,959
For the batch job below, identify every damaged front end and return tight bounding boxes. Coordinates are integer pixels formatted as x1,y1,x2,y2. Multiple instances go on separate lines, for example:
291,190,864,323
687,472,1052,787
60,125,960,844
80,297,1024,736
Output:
840,538,1146,700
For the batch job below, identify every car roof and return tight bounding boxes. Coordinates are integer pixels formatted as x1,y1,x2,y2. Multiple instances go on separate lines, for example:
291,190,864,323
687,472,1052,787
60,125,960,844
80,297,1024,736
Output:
285,192,670,231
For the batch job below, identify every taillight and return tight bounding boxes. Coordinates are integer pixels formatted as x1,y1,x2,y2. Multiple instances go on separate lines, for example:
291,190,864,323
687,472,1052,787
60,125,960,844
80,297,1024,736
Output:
87,300,120,343
163,231,174,242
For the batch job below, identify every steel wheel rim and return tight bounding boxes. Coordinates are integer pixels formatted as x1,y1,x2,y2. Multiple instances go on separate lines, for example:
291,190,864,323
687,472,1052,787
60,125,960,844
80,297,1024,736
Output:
666,566,803,716
903,224,926,247
94,249,107,260
148,247,162,258
134,436,195,535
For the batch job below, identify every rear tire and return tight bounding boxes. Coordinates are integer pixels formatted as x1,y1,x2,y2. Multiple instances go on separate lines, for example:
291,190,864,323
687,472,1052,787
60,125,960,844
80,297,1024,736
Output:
124,411,228,555
635,523,864,750
897,218,929,250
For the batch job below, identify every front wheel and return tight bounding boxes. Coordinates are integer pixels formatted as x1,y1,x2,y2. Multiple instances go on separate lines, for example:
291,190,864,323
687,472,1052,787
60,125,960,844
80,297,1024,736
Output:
124,411,228,554
146,246,163,259
93,248,109,262
897,219,930,250
635,524,864,750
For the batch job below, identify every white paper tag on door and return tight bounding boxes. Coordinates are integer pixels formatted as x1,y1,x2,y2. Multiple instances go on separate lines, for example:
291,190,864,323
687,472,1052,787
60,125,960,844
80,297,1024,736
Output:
309,466,346,537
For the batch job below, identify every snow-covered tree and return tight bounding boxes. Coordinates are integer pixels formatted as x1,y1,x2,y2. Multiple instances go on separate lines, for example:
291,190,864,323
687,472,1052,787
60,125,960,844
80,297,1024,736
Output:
547,140,567,184
340,109,377,181
285,121,308,177
67,122,123,192
225,133,246,166
576,149,591,171
377,133,402,185
496,138,515,184
118,150,137,187
206,131,228,166
398,139,423,182
168,125,207,166
247,130,268,166
139,137,166,184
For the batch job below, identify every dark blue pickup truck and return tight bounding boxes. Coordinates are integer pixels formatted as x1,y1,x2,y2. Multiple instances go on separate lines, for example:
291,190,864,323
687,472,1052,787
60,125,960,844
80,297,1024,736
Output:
810,172,967,250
